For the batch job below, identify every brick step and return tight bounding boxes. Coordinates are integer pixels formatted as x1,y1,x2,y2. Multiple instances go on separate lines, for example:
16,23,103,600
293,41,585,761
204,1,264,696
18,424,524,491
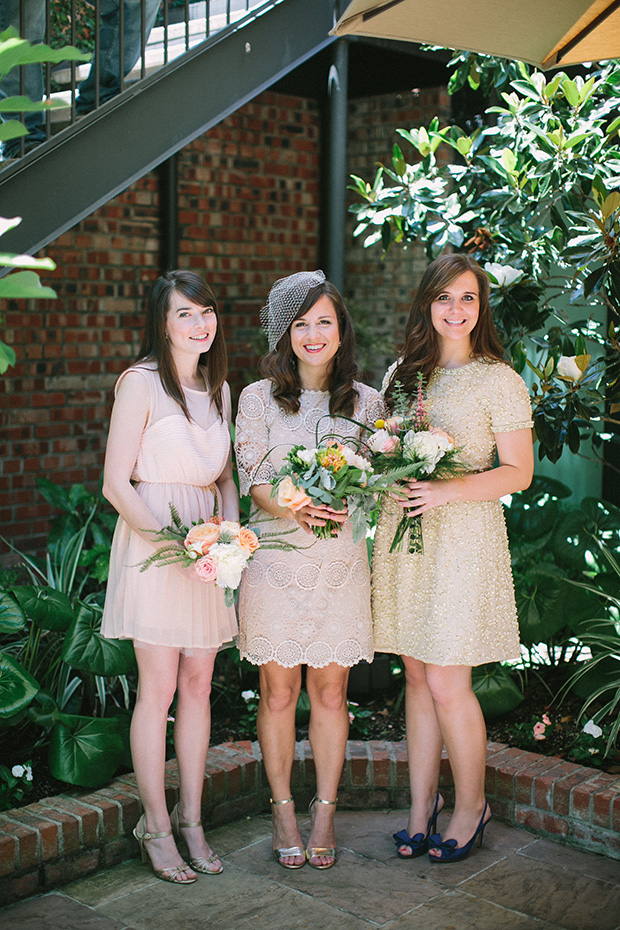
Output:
0,739,618,905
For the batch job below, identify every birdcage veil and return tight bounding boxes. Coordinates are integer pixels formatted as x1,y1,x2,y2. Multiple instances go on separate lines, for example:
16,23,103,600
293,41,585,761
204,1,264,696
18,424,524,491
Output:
260,269,326,352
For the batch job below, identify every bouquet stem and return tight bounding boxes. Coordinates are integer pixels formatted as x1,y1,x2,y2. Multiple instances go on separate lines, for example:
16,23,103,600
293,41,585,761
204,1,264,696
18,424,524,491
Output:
312,519,341,540
390,514,424,555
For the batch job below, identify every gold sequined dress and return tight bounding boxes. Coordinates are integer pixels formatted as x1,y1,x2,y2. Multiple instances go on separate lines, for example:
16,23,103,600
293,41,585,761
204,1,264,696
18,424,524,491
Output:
372,358,533,667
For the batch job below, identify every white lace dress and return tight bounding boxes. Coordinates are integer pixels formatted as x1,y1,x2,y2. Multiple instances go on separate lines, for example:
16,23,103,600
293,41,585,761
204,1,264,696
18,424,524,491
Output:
235,379,385,668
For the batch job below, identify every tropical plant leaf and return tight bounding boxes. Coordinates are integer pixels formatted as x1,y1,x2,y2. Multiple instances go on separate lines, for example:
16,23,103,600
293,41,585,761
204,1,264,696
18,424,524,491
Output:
11,585,74,631
62,602,136,676
516,569,567,645
0,270,57,299
0,589,25,633
0,653,39,718
48,714,124,787
472,663,523,718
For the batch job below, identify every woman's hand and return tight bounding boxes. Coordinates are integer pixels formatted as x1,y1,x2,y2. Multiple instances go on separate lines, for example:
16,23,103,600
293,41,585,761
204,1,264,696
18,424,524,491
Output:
292,501,348,535
394,479,458,517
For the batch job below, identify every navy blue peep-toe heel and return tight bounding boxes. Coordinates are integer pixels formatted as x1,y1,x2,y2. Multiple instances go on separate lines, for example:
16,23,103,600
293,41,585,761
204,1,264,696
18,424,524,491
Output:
393,792,442,859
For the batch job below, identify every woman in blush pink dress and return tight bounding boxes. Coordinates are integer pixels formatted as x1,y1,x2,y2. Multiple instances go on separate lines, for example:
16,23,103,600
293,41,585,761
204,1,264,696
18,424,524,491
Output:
102,271,238,884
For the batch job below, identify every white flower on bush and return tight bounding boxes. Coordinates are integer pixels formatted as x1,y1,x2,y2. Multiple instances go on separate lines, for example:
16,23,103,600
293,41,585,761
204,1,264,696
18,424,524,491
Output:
484,262,524,288
582,719,603,739
241,690,256,702
556,355,583,381
403,430,453,474
210,542,249,589
11,764,33,781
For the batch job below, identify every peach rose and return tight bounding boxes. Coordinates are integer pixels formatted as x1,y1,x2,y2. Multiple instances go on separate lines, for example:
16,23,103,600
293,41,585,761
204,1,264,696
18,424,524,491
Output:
429,427,455,447
238,527,260,552
184,522,220,555
384,415,404,434
194,554,218,584
277,475,312,512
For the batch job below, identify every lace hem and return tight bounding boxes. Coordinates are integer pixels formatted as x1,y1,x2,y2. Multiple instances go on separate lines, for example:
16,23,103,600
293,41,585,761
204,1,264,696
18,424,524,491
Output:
238,636,374,669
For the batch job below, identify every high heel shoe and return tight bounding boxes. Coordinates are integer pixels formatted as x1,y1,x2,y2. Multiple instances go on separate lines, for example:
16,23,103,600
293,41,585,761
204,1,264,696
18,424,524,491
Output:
270,797,305,869
393,792,442,859
306,795,337,870
133,813,196,884
170,803,223,875
428,802,493,863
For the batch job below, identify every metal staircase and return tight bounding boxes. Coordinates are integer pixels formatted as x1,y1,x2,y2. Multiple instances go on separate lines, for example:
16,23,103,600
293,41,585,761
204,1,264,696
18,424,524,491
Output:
0,0,338,256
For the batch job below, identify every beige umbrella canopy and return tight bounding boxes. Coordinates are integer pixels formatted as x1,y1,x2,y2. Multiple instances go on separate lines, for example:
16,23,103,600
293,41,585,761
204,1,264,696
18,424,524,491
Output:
332,0,620,70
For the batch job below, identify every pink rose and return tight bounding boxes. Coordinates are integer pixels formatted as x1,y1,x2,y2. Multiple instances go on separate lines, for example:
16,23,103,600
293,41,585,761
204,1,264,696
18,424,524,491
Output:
194,555,218,584
277,475,312,513
185,522,220,555
533,722,546,741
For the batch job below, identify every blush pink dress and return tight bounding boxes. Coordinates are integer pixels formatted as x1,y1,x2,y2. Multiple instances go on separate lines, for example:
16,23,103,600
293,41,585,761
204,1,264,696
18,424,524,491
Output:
101,362,238,651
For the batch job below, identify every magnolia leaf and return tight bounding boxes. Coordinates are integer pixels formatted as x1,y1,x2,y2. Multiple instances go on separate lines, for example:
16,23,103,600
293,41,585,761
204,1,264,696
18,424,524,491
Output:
0,216,21,237
0,270,56,299
602,192,620,219
48,714,124,787
0,653,39,718
501,147,516,174
575,353,591,373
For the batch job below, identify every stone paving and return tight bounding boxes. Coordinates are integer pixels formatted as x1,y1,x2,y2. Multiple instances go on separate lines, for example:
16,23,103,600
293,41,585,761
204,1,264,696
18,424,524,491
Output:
2,809,619,930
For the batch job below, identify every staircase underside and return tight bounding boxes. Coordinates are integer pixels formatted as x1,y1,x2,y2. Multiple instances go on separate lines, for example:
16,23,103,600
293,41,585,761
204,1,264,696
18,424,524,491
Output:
0,0,336,257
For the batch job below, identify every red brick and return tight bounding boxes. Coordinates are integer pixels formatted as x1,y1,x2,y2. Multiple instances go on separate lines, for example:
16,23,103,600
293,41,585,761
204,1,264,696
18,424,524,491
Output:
514,805,569,837
0,820,38,869
0,831,16,877
570,773,616,822
533,761,582,812
552,768,600,817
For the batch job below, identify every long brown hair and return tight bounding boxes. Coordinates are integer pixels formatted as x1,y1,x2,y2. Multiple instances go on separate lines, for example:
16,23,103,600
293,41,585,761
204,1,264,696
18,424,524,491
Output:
385,254,506,410
259,280,359,416
135,270,228,420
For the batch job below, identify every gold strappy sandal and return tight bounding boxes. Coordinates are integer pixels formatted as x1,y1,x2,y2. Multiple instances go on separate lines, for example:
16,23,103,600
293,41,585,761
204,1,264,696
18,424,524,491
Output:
133,814,196,884
170,803,223,875
306,796,337,870
271,797,305,869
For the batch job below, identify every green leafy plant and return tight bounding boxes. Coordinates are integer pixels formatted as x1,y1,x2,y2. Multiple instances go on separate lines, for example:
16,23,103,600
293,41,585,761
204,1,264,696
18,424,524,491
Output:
349,54,620,463
0,760,34,812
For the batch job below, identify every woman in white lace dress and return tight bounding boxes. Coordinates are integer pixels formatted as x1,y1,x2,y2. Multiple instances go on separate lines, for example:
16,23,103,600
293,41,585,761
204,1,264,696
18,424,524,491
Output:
235,271,384,871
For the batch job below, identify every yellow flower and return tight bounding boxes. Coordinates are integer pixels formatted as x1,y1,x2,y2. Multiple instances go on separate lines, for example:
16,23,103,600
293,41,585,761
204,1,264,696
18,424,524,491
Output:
317,445,347,472
375,418,385,429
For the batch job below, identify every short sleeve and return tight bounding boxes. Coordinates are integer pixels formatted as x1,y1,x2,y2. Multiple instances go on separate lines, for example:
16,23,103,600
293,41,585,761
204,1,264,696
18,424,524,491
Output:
488,364,534,433
355,382,387,429
234,381,277,497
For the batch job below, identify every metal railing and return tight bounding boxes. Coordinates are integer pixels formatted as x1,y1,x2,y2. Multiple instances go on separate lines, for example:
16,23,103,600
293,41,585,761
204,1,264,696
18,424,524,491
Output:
3,0,269,158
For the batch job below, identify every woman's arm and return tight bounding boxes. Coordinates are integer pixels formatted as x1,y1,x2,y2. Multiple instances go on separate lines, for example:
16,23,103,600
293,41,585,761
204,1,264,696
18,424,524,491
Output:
102,372,164,544
215,383,239,522
399,427,534,516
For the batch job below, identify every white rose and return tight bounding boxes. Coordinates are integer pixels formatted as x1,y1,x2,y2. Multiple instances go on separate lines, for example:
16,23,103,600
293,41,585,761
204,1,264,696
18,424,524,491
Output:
484,262,524,288
218,520,241,539
11,765,24,778
556,355,582,381
209,542,248,590
296,448,316,465
582,719,603,739
402,430,447,473
341,446,373,471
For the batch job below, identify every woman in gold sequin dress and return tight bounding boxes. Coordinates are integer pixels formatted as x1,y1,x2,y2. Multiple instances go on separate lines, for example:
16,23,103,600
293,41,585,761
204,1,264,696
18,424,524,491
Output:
372,255,533,863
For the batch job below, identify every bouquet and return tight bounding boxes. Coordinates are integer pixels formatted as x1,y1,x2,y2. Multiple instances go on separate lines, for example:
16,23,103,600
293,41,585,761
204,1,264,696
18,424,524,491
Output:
365,375,463,554
138,503,259,606
272,441,377,543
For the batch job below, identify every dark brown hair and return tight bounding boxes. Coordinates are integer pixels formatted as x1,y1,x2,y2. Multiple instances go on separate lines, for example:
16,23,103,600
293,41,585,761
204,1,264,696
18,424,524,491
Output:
135,270,227,420
259,280,359,417
385,254,506,409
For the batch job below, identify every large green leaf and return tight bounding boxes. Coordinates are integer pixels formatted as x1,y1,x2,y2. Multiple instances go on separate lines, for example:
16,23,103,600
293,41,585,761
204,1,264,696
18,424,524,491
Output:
62,602,136,676
48,714,123,787
516,569,567,646
0,589,25,633
0,270,56,299
551,499,620,572
504,475,571,540
34,476,72,511
0,27,90,80
0,339,16,374
0,653,39,718
0,253,55,270
12,585,74,631
472,663,523,719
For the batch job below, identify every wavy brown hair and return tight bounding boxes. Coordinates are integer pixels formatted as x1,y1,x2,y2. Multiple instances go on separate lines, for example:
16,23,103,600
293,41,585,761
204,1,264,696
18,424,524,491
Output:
259,280,359,416
135,270,227,420
384,254,506,410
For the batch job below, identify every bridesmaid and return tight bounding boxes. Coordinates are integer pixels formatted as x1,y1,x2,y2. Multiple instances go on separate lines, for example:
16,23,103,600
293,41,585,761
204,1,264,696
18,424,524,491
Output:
102,271,238,883
372,255,533,862
235,270,385,869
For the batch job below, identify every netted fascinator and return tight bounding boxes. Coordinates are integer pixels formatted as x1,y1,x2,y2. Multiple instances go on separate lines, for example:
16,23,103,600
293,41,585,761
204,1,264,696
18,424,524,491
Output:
260,269,326,352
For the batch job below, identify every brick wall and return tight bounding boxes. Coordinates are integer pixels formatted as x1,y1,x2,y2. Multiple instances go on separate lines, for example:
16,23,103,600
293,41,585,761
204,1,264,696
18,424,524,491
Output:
1,85,447,554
